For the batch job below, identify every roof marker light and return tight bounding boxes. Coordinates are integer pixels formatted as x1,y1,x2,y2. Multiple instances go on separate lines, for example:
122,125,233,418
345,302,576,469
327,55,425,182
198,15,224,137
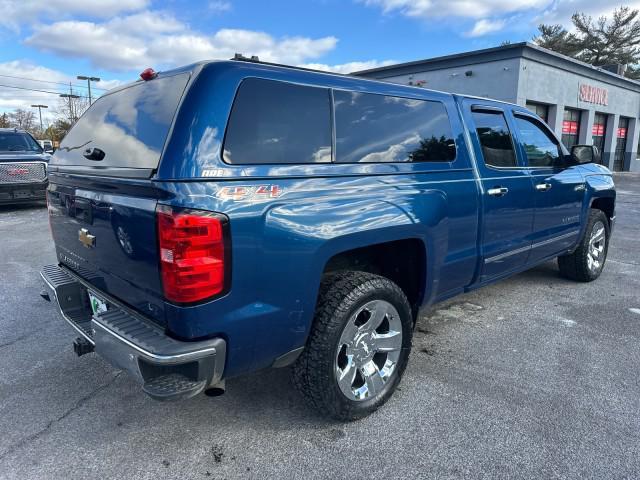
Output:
140,68,157,81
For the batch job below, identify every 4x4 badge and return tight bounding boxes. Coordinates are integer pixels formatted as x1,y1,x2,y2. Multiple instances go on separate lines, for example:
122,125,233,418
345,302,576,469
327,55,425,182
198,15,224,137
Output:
217,184,283,201
78,228,96,248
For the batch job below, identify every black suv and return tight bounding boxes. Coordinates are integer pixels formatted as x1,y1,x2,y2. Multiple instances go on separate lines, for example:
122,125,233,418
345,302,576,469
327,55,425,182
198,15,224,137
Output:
0,128,50,204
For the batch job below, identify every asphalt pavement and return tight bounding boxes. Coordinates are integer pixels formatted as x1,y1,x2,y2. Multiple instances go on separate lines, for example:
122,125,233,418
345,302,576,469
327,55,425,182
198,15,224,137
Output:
0,174,639,479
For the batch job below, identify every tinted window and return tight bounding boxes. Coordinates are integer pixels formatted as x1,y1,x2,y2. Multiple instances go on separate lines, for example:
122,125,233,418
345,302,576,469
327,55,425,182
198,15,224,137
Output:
0,132,42,153
515,116,561,167
54,73,189,170
472,111,517,168
334,91,456,163
223,78,331,165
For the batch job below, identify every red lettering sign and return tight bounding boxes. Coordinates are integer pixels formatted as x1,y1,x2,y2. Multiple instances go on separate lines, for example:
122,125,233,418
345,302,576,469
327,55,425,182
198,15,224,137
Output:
592,124,605,136
563,121,578,135
579,84,608,106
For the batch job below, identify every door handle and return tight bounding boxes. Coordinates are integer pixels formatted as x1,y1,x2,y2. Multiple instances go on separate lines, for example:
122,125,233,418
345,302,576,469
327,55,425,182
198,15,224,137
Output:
487,187,509,197
535,183,552,192
83,147,105,161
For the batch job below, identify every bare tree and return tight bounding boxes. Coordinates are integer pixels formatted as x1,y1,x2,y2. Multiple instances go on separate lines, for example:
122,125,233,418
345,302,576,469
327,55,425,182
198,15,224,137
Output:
0,113,9,128
8,109,37,131
55,93,89,125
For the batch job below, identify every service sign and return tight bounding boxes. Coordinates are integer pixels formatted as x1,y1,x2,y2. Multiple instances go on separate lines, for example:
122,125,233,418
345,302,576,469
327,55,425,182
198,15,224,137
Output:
579,84,608,106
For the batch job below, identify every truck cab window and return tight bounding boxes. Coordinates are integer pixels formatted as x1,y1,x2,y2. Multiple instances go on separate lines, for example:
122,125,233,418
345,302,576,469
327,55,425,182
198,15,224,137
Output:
223,78,332,165
334,91,456,163
514,116,562,167
471,111,517,168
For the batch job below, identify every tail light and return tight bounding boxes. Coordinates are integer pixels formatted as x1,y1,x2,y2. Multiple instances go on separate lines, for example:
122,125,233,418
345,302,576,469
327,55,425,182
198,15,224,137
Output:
156,205,230,304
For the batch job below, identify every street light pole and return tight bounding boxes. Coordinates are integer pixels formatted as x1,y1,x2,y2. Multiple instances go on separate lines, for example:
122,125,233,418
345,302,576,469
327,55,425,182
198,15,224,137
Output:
59,93,80,123
30,104,48,132
77,75,101,105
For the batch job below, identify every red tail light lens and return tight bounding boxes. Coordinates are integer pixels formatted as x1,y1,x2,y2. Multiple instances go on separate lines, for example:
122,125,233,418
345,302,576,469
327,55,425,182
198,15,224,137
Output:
156,205,230,304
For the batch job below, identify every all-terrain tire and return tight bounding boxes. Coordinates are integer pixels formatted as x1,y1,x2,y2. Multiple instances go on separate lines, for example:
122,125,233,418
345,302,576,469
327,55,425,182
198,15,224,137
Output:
292,271,413,421
558,209,610,282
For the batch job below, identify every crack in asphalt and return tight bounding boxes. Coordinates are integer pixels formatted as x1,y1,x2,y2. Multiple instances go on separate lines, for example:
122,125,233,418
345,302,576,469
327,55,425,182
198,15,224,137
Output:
608,259,640,267
0,371,122,462
0,334,30,349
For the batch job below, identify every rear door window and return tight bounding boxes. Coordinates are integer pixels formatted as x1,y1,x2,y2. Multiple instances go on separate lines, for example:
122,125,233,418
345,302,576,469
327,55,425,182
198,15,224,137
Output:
333,91,456,163
223,78,332,165
471,110,517,168
53,73,189,170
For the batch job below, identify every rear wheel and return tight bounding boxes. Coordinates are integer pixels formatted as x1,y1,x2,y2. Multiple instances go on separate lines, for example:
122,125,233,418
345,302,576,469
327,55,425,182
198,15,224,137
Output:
292,271,413,421
558,209,609,282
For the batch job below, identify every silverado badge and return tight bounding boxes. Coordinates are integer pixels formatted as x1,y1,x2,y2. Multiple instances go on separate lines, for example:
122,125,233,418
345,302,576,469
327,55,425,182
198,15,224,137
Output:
78,228,96,248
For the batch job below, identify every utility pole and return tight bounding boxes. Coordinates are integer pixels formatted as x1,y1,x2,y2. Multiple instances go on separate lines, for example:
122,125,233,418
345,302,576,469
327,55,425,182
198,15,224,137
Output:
60,83,80,123
30,104,48,132
77,75,101,105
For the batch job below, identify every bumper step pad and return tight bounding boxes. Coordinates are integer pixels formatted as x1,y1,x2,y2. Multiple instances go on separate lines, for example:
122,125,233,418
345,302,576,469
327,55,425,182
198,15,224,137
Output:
41,264,95,343
142,374,207,401
41,264,227,402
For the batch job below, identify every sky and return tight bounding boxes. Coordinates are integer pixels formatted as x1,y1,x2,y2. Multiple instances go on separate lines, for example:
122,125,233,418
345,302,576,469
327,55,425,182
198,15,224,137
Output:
0,0,635,123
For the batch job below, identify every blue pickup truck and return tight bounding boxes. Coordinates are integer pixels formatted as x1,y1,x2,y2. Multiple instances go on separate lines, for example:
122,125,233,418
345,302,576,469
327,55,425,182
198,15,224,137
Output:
40,59,615,420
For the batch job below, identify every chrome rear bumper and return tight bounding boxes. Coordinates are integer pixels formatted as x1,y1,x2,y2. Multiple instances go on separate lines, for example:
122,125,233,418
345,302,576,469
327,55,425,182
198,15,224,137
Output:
40,264,226,401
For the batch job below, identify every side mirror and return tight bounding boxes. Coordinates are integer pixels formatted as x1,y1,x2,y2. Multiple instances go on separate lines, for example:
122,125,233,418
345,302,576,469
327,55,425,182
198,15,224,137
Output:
571,145,600,164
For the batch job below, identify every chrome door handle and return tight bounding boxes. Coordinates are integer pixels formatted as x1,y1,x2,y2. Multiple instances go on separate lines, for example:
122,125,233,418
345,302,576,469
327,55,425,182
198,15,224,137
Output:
536,183,552,191
487,187,509,196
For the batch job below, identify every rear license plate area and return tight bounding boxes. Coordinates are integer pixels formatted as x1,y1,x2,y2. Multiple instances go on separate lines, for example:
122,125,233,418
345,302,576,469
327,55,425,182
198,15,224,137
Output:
87,290,109,316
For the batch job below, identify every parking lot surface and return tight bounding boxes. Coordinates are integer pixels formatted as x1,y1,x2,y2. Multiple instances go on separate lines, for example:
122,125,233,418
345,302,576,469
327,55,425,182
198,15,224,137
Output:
0,174,639,479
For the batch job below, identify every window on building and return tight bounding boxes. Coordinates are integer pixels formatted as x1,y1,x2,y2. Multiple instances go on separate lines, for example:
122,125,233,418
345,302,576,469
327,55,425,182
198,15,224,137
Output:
514,115,562,167
333,91,456,163
223,78,332,165
471,110,517,168
592,113,607,163
614,117,629,172
525,102,549,123
561,108,581,149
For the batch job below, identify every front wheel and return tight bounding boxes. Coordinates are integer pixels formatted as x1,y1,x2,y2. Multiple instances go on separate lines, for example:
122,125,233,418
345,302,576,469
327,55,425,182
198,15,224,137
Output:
558,209,610,282
292,271,413,421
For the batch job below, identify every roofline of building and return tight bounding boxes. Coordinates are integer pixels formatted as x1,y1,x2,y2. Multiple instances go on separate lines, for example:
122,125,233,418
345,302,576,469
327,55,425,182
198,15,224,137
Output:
352,41,640,91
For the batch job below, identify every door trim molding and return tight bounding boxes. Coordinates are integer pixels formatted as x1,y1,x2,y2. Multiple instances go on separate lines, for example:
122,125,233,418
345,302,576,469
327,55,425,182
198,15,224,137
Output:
484,229,580,264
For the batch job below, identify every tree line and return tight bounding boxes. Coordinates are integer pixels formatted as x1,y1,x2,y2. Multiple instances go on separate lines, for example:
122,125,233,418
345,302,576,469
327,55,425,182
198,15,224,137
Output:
534,6,640,79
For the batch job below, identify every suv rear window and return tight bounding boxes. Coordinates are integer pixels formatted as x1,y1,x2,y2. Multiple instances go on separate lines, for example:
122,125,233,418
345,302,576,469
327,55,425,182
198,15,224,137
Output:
53,73,189,170
334,91,456,163
223,78,332,165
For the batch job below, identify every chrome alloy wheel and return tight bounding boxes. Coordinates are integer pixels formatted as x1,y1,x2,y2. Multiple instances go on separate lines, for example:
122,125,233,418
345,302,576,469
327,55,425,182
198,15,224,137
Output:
335,299,403,401
587,220,606,273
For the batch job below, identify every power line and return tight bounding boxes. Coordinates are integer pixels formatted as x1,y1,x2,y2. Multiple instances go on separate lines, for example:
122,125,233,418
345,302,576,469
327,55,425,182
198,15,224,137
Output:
0,83,94,99
0,73,108,91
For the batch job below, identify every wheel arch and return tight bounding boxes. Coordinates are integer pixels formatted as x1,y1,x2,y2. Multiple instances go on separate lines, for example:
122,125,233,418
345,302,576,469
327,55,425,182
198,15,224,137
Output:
319,237,429,322
590,195,615,228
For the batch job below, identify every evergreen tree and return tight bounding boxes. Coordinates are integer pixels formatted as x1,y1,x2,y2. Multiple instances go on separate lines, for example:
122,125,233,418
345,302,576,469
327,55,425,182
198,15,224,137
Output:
534,7,640,79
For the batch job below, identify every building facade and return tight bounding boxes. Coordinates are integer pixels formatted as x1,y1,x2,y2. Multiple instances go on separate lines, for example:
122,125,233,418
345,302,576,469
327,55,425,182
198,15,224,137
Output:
354,42,640,172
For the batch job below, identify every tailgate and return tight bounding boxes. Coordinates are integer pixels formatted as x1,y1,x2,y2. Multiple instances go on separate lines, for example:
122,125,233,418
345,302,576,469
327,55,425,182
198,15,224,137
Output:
48,175,166,325
45,71,192,326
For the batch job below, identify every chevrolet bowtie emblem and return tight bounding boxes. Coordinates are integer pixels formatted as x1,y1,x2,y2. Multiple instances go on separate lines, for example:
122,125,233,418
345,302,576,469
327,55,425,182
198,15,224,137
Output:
78,228,96,248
